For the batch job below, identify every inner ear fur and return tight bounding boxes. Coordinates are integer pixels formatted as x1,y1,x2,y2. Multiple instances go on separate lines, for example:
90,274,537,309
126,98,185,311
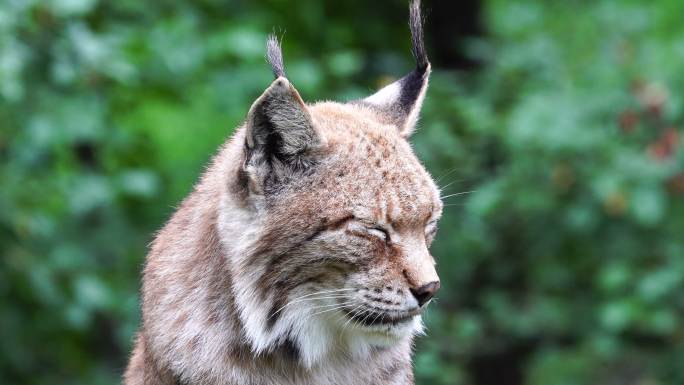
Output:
246,77,322,157
360,0,430,137
243,77,324,194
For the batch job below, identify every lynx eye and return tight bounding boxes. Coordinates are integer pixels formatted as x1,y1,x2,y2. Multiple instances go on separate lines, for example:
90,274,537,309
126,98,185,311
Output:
366,226,389,241
347,220,390,242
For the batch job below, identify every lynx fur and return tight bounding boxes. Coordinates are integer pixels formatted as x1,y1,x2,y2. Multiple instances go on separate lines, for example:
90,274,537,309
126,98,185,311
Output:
124,1,442,384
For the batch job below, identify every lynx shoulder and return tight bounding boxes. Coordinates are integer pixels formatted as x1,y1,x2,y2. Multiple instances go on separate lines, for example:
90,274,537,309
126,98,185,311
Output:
124,1,442,384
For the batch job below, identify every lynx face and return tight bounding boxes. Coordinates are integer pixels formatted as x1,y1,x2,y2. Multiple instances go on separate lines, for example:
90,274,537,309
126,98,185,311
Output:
220,3,442,365
254,100,443,347
225,92,441,367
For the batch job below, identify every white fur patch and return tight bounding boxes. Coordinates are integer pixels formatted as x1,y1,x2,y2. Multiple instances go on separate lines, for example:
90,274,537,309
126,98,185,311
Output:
364,81,402,106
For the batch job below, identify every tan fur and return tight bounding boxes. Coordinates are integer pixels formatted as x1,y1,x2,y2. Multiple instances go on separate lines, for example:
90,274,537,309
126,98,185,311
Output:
125,2,440,384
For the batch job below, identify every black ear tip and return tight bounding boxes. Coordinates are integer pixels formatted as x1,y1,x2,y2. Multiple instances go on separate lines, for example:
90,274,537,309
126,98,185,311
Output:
416,61,430,75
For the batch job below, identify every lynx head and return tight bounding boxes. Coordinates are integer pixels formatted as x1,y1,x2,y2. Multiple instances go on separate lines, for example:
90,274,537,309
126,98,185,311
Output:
221,0,441,367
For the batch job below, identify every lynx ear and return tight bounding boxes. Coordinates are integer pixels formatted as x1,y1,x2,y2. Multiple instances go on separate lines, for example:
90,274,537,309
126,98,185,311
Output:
362,0,430,137
245,77,320,159
243,37,323,193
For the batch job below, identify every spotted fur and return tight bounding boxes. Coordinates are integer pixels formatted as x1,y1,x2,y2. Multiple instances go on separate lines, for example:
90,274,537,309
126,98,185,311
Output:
124,1,441,384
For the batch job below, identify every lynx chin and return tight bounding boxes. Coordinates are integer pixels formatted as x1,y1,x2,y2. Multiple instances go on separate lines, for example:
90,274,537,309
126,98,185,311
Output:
124,1,442,384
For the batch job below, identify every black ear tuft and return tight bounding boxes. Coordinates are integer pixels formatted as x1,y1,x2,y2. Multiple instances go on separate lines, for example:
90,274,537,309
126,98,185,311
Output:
359,0,431,137
409,0,428,72
266,34,286,79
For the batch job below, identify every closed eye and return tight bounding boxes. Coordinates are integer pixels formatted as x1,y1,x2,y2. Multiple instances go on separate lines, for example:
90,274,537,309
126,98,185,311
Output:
347,220,391,243
366,226,389,242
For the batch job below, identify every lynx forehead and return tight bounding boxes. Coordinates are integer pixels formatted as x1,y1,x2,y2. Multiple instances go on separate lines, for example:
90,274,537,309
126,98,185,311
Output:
275,101,439,224
125,1,441,384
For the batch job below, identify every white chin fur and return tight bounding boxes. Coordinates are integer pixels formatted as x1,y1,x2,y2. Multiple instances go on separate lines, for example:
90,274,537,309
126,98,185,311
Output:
358,315,424,345
332,312,423,349
274,308,423,367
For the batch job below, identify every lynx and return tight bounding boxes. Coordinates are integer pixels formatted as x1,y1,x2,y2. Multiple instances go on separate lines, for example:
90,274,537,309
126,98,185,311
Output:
124,1,442,384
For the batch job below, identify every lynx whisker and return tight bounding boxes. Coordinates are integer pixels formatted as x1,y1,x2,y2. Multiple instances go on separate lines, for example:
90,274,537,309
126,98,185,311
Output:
438,178,465,192
341,304,364,334
295,288,356,298
342,309,361,335
359,307,375,326
441,190,476,200
307,300,356,312
435,166,461,182
309,301,357,317
354,309,372,327
370,310,384,326
268,292,353,320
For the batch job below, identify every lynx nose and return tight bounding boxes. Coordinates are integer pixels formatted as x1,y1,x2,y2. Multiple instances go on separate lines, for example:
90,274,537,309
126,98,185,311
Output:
410,281,440,307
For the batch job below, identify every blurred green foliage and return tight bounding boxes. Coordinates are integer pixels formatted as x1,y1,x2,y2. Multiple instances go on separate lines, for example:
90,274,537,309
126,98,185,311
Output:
1,0,683,384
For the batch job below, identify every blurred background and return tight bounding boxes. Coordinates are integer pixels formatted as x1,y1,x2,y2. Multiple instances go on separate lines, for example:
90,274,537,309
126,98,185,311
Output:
1,0,683,384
